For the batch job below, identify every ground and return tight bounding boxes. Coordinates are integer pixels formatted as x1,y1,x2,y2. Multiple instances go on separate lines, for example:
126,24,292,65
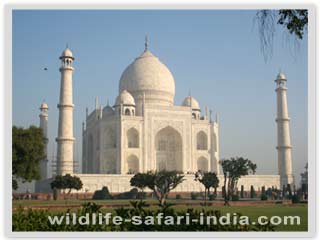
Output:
12,199,307,231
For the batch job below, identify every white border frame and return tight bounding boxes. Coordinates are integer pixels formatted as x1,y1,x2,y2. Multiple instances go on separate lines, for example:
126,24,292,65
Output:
3,3,316,238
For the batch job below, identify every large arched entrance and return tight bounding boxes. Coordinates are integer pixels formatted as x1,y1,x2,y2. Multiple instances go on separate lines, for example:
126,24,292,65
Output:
155,126,182,171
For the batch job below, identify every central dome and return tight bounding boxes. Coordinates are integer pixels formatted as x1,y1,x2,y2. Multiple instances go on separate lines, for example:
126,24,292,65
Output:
119,49,175,110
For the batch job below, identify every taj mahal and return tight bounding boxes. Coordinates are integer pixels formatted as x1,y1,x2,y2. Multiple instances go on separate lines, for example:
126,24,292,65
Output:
82,38,219,176
32,37,294,193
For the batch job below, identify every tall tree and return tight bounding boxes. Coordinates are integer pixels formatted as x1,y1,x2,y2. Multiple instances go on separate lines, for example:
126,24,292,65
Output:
300,163,308,193
194,171,219,205
130,172,151,199
220,157,257,206
255,9,308,62
142,170,185,207
12,126,45,189
51,174,83,198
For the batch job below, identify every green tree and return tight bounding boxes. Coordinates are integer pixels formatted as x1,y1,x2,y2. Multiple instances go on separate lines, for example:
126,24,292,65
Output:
144,170,185,207
12,126,45,189
240,185,244,198
130,172,151,199
255,10,308,62
220,157,257,206
300,163,308,193
194,171,219,205
51,174,83,198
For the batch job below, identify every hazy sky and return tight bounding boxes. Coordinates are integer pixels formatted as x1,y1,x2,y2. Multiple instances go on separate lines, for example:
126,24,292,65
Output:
12,10,308,181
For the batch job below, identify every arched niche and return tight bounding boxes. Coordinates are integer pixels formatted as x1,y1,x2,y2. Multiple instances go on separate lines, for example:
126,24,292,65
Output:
197,131,208,150
127,155,139,174
155,126,182,171
197,157,208,172
127,128,139,148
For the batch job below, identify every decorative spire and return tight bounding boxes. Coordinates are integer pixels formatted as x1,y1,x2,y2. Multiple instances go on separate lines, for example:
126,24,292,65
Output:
209,109,212,123
144,34,149,51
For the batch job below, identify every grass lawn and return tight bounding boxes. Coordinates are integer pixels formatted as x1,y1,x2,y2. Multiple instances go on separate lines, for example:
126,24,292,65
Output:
12,200,307,231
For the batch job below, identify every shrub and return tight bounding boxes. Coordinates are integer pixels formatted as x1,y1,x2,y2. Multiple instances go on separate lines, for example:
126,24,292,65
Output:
250,185,256,198
291,194,300,204
136,191,146,199
53,188,58,201
12,201,276,231
231,195,239,201
92,186,113,200
115,188,139,199
287,184,293,197
209,193,217,201
175,194,182,199
222,186,226,198
240,185,244,198
191,192,198,200
260,193,268,201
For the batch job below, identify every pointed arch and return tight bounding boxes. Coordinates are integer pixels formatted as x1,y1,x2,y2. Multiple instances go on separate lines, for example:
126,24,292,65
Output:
104,127,116,149
197,157,208,172
127,128,139,148
197,131,208,150
126,155,139,174
155,126,182,171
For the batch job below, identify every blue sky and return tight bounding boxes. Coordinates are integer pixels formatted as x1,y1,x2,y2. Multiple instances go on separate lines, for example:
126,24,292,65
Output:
12,10,308,180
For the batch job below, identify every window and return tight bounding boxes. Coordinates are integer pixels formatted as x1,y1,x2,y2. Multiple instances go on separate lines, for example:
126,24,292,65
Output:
125,108,131,116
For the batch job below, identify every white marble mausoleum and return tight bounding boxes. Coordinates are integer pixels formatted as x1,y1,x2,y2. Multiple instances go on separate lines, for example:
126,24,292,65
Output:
31,38,295,193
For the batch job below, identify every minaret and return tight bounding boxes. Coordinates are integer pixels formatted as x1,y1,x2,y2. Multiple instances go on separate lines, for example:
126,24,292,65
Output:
275,71,294,187
210,111,220,175
56,47,75,175
39,101,49,180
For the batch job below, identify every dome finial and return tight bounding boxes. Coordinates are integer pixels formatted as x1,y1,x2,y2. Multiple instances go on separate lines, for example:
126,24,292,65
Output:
144,34,149,51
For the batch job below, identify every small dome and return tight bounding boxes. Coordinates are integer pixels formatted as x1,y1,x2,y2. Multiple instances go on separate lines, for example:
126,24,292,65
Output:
182,96,200,110
40,102,48,110
60,47,73,59
277,72,286,80
103,105,114,115
115,90,135,106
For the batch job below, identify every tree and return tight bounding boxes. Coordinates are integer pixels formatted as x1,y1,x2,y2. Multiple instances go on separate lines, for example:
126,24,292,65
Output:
12,126,46,189
130,172,152,200
143,170,185,207
12,179,18,191
194,171,219,205
220,157,257,206
255,10,308,62
50,174,83,198
300,163,308,192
